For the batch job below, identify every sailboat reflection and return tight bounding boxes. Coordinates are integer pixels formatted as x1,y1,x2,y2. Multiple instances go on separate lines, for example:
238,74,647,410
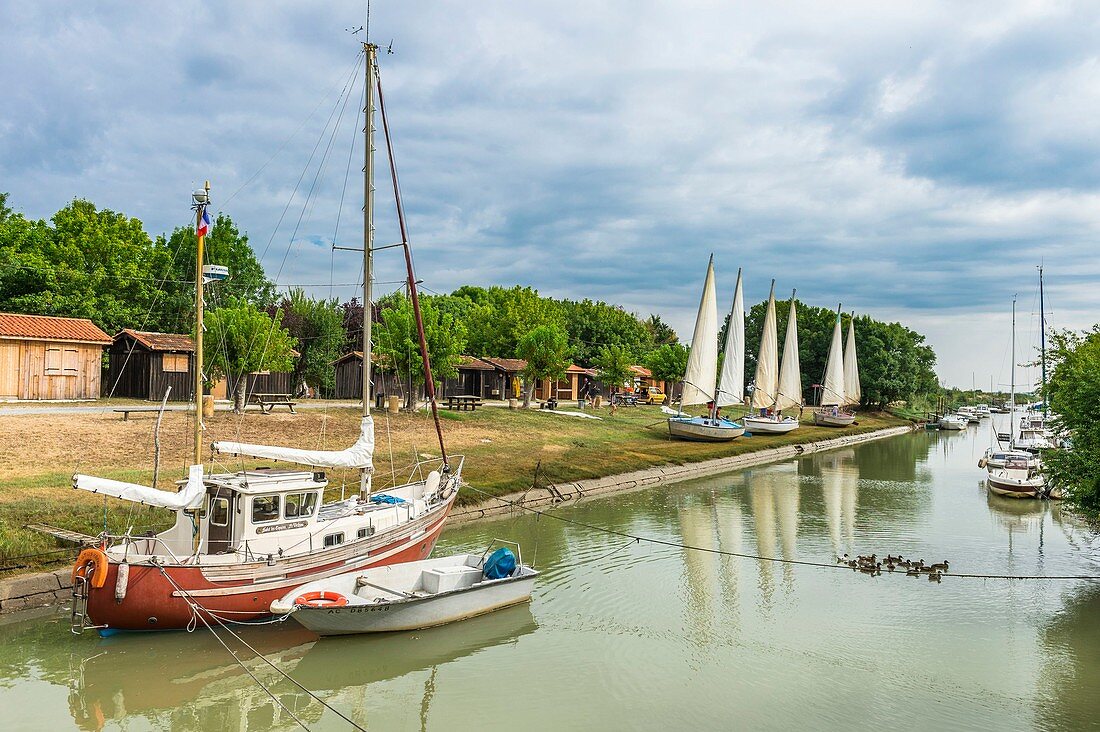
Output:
678,496,719,640
813,449,860,557
67,604,537,731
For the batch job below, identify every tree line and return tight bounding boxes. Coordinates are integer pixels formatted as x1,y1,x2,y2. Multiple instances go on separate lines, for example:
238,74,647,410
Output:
0,193,939,409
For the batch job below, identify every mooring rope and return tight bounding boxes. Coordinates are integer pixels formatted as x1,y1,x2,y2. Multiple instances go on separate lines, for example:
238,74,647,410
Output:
461,485,1100,581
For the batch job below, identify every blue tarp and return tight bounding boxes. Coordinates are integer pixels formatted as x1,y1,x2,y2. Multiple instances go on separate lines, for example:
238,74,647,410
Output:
369,494,406,505
484,547,517,579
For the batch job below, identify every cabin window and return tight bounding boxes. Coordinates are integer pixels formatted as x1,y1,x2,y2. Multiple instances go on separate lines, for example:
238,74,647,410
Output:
251,495,280,524
284,492,318,519
44,347,63,375
163,353,188,373
210,497,230,526
357,527,373,539
324,532,344,548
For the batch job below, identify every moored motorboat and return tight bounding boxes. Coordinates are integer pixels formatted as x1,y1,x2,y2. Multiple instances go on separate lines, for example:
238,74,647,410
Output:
987,456,1044,499
272,547,538,635
938,414,967,430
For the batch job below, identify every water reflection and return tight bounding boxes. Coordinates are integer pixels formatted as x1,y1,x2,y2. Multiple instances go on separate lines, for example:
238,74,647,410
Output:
54,604,537,730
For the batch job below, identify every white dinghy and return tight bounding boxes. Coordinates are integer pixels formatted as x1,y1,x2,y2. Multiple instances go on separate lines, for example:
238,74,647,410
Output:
272,543,538,635
813,308,858,427
743,283,801,435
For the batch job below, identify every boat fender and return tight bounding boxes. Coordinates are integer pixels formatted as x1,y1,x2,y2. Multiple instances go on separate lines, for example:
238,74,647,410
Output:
977,458,987,468
114,562,129,603
72,548,109,589
294,591,349,608
484,547,517,579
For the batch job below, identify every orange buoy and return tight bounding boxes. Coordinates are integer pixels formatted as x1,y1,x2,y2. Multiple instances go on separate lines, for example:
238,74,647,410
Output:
72,548,109,588
294,590,349,608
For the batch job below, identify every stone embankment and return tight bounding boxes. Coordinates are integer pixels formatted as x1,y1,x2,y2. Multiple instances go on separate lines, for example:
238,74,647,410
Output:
0,567,72,615
450,424,914,523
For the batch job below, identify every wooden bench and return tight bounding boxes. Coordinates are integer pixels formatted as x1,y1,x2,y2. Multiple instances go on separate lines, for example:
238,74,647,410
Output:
251,393,298,414
114,406,171,421
445,395,483,411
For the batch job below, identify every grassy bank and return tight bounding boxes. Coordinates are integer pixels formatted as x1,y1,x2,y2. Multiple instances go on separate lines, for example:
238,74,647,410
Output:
0,405,907,573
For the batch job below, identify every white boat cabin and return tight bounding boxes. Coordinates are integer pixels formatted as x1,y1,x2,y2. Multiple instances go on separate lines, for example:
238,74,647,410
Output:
115,467,440,564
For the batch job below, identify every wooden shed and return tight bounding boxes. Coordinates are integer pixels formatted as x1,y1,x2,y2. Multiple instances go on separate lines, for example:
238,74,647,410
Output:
444,356,525,400
105,330,195,401
0,313,112,400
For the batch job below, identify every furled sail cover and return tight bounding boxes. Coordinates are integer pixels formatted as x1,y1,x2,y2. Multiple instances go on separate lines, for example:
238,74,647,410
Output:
843,317,861,407
213,416,375,470
775,293,802,411
750,283,778,409
821,312,845,406
680,259,719,407
716,268,744,408
73,463,206,510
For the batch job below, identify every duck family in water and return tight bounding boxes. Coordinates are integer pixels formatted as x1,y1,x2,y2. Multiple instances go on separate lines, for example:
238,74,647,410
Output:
836,554,949,582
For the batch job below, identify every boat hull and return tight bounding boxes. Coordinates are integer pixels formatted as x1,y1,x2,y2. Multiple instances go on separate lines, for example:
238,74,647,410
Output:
813,410,855,427
81,496,455,632
288,574,537,635
667,417,745,442
986,475,1042,499
742,416,800,435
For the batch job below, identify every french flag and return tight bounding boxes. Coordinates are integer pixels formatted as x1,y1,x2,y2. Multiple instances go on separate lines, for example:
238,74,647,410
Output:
196,207,212,238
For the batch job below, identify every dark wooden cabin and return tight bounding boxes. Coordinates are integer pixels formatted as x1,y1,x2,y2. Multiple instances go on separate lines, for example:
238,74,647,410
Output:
444,356,525,400
104,330,194,401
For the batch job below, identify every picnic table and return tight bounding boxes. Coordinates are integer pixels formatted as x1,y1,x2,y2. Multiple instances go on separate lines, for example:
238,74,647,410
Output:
114,406,172,421
251,393,298,414
445,395,483,411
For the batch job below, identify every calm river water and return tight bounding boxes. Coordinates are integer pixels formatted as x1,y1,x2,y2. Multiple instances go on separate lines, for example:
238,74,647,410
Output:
3,417,1099,731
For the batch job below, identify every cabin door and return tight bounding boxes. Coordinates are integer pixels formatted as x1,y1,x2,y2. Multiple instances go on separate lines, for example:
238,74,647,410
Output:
0,342,19,399
207,490,235,554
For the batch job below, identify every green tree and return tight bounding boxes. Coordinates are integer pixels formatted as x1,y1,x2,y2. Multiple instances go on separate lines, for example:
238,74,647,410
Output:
0,192,11,223
646,342,689,394
204,301,297,412
643,314,678,346
558,298,655,365
456,285,561,358
1042,327,1100,514
161,213,275,332
272,289,345,397
374,294,466,407
516,324,572,407
593,344,633,397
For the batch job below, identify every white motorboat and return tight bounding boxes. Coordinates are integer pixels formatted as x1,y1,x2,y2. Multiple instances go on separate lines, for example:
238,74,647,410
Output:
974,404,991,418
979,448,1038,471
1012,426,1053,453
272,547,538,635
666,261,745,442
744,282,803,435
957,407,980,424
938,414,967,430
813,307,860,427
987,455,1044,499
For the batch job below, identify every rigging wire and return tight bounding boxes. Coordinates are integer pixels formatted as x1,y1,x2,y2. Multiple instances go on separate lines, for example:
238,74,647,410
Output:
459,484,1100,582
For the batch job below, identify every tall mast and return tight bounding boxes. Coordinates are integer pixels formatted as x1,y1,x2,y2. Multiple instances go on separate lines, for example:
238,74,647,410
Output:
1039,266,1046,417
1010,295,1016,440
192,180,210,467
361,43,377,495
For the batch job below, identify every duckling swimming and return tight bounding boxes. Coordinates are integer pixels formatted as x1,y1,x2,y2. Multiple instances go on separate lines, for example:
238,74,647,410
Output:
929,561,949,572
927,570,942,583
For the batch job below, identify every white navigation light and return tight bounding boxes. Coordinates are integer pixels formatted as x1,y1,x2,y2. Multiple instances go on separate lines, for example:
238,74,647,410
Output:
192,189,209,205
202,264,229,283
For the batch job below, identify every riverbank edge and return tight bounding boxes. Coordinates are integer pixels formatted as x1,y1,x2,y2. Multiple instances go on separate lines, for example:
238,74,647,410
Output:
448,424,915,524
0,423,914,618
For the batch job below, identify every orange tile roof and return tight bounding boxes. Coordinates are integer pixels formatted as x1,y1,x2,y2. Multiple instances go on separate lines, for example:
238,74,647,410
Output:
116,329,194,352
0,312,112,344
630,365,653,377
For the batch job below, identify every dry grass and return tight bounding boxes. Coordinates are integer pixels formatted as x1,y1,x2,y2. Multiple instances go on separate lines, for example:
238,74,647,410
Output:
0,404,907,573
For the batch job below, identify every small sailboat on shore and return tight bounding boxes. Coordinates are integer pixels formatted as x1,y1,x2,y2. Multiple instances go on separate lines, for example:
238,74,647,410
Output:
742,283,801,435
667,259,746,441
813,308,859,427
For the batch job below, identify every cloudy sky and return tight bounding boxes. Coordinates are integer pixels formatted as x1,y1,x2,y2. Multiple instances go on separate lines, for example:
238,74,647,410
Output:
3,1,1099,388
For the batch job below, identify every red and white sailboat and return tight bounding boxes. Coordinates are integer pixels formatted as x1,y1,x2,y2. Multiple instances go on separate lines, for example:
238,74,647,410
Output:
70,43,461,633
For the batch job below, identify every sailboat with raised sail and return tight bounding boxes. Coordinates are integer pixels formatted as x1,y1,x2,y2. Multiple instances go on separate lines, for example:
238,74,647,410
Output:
743,284,801,435
814,307,857,427
667,258,745,441
68,43,462,633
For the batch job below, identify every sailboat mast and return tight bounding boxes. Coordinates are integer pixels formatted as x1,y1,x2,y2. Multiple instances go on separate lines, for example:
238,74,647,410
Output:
1038,266,1046,417
1010,296,1016,441
362,44,376,420
193,180,209,467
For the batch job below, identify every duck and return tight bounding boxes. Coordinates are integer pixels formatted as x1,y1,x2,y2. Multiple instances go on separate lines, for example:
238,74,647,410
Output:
927,570,942,583
837,554,850,564
884,562,896,572
906,568,921,576
929,561,949,572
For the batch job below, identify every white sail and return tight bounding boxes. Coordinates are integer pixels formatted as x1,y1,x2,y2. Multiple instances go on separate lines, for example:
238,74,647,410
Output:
716,268,744,408
842,316,861,407
74,464,206,510
750,282,778,409
775,292,801,411
680,259,720,407
821,311,845,406
213,416,375,470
